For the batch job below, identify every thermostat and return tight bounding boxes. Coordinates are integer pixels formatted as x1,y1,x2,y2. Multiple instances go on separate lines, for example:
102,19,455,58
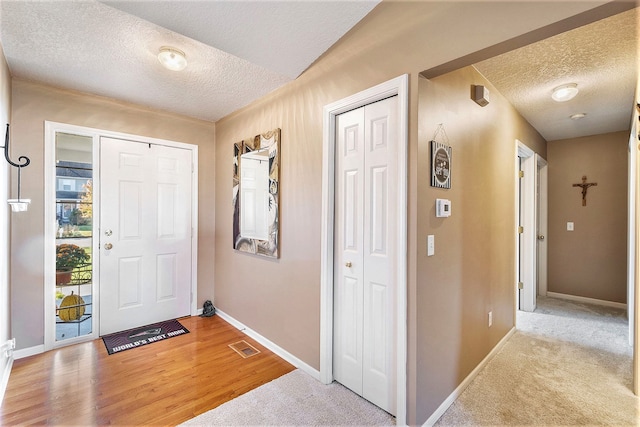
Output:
436,199,451,217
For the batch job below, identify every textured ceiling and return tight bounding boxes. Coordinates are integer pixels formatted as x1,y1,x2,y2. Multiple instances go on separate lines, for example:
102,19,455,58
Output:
475,8,638,142
1,0,636,140
101,0,377,79
0,0,379,122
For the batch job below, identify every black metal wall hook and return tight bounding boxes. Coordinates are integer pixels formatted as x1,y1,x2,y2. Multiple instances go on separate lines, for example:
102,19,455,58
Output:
4,123,31,168
4,123,31,206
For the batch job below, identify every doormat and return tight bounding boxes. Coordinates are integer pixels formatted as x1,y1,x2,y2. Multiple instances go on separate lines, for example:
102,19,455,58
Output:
101,319,189,355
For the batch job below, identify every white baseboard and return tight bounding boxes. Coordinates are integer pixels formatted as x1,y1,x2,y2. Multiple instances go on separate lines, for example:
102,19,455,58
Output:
423,327,516,427
13,344,44,360
215,309,320,381
0,356,13,406
546,292,627,310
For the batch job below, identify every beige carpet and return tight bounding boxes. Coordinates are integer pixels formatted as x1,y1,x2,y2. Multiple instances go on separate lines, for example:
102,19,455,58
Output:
435,296,639,426
180,369,395,426
182,297,638,426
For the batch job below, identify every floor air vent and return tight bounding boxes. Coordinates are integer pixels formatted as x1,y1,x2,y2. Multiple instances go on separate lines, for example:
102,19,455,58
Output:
229,340,261,358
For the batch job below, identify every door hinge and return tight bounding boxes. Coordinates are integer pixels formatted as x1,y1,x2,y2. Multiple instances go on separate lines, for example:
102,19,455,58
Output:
518,282,524,290
519,170,524,178
518,226,524,234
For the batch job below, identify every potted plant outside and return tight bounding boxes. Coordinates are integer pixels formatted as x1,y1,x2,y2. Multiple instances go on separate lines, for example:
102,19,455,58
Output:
56,244,90,285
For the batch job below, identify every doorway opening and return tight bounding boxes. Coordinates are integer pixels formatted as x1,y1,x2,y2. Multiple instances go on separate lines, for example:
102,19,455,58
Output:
516,140,546,312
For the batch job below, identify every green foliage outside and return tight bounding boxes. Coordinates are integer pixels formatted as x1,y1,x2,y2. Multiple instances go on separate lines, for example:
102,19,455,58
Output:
56,244,90,270
78,180,92,222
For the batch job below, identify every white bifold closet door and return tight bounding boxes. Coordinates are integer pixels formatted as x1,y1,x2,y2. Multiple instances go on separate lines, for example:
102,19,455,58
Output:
333,96,398,415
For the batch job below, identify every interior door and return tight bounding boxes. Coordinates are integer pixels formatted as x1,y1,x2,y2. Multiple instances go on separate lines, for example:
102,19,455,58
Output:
333,96,397,415
99,137,192,335
517,144,537,312
536,159,548,297
518,158,524,310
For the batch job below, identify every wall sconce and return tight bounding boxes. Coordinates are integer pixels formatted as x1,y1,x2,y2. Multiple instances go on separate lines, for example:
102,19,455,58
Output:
3,124,31,212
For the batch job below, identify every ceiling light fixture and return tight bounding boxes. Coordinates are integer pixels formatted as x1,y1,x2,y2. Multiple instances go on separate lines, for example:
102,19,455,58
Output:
551,83,579,102
158,46,187,71
570,113,587,120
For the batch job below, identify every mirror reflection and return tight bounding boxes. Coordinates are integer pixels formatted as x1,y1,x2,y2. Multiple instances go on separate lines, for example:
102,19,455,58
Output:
232,129,280,258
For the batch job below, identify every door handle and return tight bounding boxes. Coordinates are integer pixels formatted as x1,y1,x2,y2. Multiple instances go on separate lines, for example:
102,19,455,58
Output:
345,262,352,268
104,243,113,250
537,235,545,241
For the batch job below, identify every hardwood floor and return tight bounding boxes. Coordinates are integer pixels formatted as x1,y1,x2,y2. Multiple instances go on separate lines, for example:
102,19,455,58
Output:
0,315,295,425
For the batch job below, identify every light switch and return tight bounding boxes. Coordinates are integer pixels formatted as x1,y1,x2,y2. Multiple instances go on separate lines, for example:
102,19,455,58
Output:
567,222,574,231
427,235,435,256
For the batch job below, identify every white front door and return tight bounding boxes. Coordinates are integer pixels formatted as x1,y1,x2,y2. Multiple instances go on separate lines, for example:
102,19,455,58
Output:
333,96,397,415
99,137,192,335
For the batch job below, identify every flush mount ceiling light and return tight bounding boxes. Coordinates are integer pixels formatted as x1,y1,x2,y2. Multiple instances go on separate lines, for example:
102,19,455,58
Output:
158,46,187,71
570,113,587,120
551,83,579,102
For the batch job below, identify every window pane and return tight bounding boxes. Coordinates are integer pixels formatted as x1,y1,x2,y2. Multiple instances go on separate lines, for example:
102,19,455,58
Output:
55,133,93,342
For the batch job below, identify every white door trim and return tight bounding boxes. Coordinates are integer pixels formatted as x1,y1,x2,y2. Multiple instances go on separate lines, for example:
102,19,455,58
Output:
631,105,639,395
628,117,637,348
44,121,199,351
320,74,408,425
635,135,640,396
537,156,548,297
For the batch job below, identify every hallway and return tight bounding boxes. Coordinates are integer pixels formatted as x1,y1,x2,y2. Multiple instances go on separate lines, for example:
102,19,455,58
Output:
436,296,638,425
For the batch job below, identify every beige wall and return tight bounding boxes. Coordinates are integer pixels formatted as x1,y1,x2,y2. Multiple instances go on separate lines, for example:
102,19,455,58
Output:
417,68,546,420
548,132,628,303
3,0,619,423
212,2,564,424
1,41,12,393
10,79,215,349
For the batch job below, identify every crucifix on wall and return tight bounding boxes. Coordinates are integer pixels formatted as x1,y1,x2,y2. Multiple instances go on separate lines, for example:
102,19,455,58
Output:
572,175,597,206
